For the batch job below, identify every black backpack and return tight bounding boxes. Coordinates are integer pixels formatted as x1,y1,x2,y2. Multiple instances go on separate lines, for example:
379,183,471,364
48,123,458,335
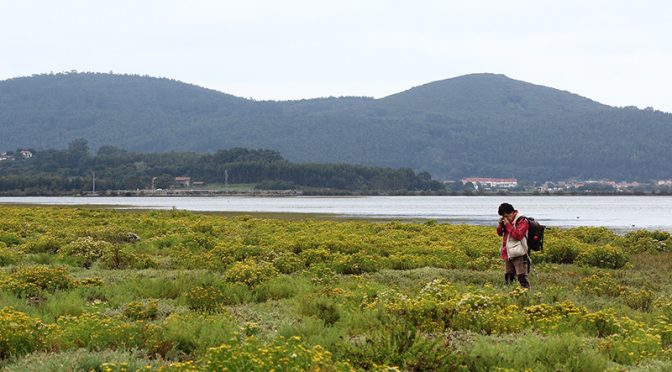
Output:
524,217,545,252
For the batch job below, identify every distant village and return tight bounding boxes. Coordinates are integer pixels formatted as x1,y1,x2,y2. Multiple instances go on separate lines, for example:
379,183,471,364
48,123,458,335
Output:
452,178,672,194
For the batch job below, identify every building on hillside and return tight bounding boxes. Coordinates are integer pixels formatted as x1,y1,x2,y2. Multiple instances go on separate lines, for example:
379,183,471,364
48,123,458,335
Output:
174,176,191,188
19,150,33,159
461,178,518,190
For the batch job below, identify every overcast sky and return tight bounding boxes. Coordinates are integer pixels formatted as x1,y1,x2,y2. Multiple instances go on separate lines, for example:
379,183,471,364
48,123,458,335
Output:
1,0,671,112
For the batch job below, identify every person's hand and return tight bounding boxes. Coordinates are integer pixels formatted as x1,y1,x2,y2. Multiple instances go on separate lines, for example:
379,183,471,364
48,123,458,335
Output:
499,216,507,225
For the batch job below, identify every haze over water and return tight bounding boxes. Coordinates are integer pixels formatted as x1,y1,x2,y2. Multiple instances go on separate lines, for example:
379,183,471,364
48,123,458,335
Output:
2,195,671,232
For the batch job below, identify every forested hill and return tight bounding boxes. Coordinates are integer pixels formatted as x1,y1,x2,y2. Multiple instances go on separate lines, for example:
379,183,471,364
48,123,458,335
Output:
1,72,671,181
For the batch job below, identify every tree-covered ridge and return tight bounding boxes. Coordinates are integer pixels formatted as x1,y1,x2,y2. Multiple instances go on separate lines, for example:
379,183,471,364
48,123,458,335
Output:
1,72,672,181
0,140,444,194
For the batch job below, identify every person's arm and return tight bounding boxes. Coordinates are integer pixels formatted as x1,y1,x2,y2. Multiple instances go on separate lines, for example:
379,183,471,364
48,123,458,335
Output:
496,223,504,236
505,218,529,241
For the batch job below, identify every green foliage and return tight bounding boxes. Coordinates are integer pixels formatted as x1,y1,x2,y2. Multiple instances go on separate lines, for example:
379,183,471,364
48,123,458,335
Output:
0,307,50,359
51,313,154,351
122,300,159,320
167,335,353,371
0,265,75,297
576,244,629,269
466,334,609,371
2,349,166,371
59,237,111,268
184,285,237,313
620,229,672,253
0,139,445,193
300,297,341,326
223,260,279,287
0,243,22,266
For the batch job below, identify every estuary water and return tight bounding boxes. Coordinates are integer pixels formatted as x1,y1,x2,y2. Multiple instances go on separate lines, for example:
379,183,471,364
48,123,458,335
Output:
1,195,671,231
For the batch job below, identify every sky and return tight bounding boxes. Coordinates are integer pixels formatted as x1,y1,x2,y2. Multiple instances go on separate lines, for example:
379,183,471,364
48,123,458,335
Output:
1,0,671,112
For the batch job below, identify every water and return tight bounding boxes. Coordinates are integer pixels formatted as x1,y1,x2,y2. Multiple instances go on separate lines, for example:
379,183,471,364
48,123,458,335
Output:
1,195,671,231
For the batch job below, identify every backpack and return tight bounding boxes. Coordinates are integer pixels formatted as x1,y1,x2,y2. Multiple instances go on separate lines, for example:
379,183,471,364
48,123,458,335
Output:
524,217,545,252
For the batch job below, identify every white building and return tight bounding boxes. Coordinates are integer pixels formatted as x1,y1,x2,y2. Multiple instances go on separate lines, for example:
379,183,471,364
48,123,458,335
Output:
461,178,518,189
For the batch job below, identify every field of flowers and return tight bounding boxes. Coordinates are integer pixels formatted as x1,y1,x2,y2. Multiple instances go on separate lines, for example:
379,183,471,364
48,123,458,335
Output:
1,205,672,371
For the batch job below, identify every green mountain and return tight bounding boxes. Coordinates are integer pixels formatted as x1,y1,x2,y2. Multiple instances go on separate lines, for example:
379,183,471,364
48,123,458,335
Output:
1,72,671,181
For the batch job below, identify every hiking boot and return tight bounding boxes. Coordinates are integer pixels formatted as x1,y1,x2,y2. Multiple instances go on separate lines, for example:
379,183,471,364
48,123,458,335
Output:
517,274,530,289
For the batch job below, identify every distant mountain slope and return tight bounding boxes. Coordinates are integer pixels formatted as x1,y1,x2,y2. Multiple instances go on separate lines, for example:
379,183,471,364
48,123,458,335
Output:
1,72,671,181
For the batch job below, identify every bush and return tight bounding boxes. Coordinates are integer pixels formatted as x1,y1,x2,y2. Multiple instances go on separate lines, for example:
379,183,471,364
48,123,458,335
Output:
538,239,581,264
51,313,153,351
223,260,279,287
59,237,112,268
22,236,61,254
466,333,608,371
183,285,247,312
0,307,50,359
622,289,655,312
253,277,298,302
191,336,351,371
576,244,629,269
0,266,76,297
0,233,21,246
300,297,341,326
0,242,22,266
153,313,237,359
272,253,305,274
333,253,380,275
2,349,166,372
123,300,159,320
620,230,672,253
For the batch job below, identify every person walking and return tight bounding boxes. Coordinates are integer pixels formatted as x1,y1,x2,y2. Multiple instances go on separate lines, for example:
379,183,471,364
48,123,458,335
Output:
496,202,530,289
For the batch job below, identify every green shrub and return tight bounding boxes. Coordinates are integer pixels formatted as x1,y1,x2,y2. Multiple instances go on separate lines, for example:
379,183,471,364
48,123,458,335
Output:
51,313,154,351
0,265,76,297
337,319,460,371
300,297,341,326
622,288,655,312
123,300,159,320
2,349,166,372
0,307,50,359
59,237,112,268
333,253,380,275
576,244,629,269
305,263,339,285
620,230,672,253
98,245,157,270
466,333,608,371
183,284,248,312
273,253,305,274
153,312,237,359
0,233,21,246
223,260,279,287
187,335,352,371
0,242,22,266
22,236,61,254
539,239,581,264
254,276,298,302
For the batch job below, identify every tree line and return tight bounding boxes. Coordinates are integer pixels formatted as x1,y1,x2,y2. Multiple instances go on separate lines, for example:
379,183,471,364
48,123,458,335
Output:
0,140,445,195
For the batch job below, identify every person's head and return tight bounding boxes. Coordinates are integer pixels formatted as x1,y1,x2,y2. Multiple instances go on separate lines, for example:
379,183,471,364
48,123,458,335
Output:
498,202,515,216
